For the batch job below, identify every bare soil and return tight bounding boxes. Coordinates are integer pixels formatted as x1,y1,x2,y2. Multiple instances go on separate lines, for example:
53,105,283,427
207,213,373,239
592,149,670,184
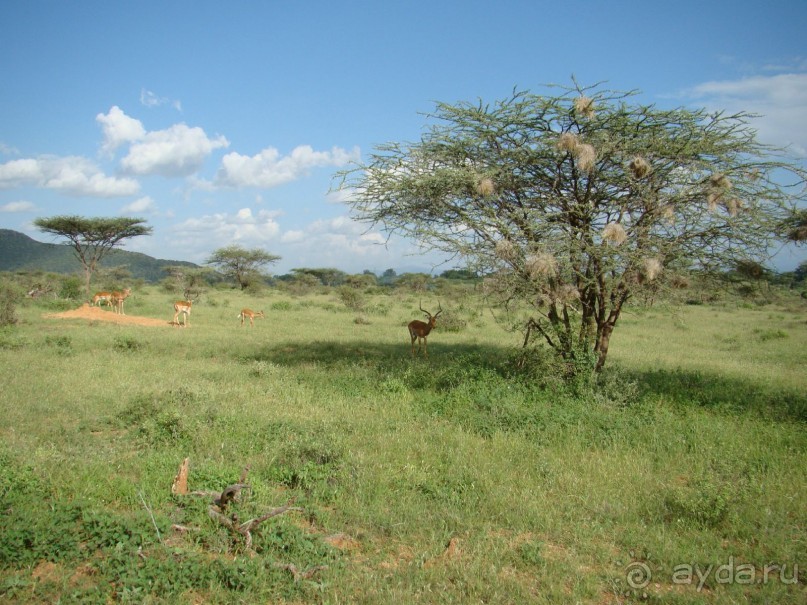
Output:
44,303,172,327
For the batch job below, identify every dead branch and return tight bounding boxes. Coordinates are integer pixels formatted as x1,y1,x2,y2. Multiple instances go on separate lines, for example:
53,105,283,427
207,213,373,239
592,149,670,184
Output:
208,500,302,551
215,483,251,509
171,458,304,554
239,503,303,533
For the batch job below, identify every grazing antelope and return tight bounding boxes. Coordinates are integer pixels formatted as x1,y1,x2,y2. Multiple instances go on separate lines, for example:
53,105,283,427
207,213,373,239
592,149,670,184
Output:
238,308,265,327
109,288,132,315
407,301,442,357
173,300,193,327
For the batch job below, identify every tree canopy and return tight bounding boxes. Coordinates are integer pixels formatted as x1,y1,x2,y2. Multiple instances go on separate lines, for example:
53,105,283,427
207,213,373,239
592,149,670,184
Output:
337,82,806,371
206,245,280,289
33,216,152,295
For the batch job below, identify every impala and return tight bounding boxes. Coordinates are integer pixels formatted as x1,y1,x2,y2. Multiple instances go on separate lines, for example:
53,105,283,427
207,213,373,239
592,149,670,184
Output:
91,291,113,307
408,301,442,357
238,308,265,327
173,300,193,327
109,288,132,315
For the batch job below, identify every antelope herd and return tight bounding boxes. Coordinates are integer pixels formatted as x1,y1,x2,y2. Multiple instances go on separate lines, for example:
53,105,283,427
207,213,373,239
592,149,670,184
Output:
89,288,445,355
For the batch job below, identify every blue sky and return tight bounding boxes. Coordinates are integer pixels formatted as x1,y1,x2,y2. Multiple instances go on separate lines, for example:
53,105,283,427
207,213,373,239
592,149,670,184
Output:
1,0,806,274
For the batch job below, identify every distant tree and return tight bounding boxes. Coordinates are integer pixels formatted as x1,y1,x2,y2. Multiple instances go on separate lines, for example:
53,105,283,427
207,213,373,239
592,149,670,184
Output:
396,272,431,293
34,216,152,296
291,267,347,287
345,273,377,288
439,268,478,280
162,265,214,297
794,261,807,284
338,82,806,371
379,268,398,286
206,245,280,290
284,272,321,295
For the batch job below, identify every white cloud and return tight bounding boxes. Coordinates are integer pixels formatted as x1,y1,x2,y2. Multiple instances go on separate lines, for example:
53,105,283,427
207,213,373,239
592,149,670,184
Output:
121,196,157,214
0,156,139,196
140,88,182,111
0,200,36,212
326,187,356,204
280,229,305,243
171,207,282,254
96,106,146,155
121,123,229,177
0,142,20,156
683,72,807,156
214,145,360,188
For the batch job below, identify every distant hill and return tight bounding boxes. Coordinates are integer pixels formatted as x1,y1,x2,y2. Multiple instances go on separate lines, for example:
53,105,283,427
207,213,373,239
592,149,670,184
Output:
0,229,200,282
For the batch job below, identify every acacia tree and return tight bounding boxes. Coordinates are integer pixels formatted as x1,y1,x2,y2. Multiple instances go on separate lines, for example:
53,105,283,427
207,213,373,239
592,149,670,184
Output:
34,216,152,296
206,245,280,289
337,83,806,371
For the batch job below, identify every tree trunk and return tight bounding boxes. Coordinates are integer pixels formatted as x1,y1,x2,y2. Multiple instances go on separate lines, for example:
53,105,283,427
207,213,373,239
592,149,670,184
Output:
594,323,613,371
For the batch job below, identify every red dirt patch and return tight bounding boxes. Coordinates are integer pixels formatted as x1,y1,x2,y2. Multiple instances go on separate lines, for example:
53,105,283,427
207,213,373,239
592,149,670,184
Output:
44,303,172,327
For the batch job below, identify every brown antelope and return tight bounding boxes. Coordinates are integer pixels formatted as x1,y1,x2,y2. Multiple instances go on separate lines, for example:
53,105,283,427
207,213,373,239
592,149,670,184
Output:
407,301,442,357
173,300,193,327
91,291,113,307
109,288,132,315
238,308,265,327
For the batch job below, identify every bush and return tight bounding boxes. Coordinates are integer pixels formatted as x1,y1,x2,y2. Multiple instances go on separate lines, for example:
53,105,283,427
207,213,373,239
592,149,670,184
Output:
337,286,365,311
0,281,23,327
58,276,82,300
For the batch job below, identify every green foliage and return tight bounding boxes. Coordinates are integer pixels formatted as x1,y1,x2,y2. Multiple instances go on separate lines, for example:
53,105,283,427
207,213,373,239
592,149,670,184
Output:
662,479,737,528
270,300,293,311
336,285,365,310
0,280,22,327
0,329,27,350
59,275,82,300
44,334,73,356
113,335,143,352
434,308,467,333
206,245,281,289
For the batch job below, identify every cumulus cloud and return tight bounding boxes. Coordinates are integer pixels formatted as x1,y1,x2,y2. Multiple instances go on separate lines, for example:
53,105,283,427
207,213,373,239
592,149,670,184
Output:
0,156,139,196
0,200,36,212
280,229,305,243
172,207,282,252
214,145,360,188
121,195,157,214
96,106,146,154
683,72,807,155
121,123,229,177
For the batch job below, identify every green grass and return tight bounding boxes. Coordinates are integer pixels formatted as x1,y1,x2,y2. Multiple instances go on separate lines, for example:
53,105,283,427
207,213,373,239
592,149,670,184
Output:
1,287,806,603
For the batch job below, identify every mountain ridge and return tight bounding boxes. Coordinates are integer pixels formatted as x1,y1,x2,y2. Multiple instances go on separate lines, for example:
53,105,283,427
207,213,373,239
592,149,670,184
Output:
0,229,199,282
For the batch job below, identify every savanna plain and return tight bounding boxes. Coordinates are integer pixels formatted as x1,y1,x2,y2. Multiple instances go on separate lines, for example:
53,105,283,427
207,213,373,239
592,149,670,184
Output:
1,285,805,604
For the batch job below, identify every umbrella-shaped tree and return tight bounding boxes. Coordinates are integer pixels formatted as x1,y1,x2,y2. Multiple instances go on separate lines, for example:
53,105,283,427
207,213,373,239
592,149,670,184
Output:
337,82,806,371
34,216,152,297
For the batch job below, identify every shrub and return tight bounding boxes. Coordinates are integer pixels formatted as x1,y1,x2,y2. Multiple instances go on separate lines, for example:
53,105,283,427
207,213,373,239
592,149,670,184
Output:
337,285,365,311
58,276,82,300
0,281,23,327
